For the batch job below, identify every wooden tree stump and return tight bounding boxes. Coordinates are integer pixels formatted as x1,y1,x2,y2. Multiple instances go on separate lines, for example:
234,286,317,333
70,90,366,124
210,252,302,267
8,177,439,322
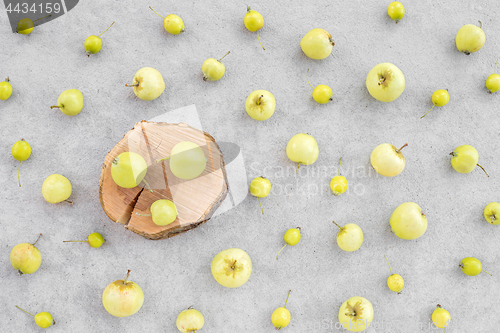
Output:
99,121,228,240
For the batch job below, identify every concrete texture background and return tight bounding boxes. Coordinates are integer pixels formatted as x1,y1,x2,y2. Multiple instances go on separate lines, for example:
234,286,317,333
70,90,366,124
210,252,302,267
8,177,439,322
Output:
1,0,499,332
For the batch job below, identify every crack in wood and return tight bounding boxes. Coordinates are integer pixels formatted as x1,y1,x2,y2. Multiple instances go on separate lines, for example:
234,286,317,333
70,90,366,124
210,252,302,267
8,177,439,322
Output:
118,187,144,225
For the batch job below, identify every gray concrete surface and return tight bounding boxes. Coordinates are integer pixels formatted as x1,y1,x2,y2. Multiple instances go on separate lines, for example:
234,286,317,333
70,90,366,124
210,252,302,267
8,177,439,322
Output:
1,0,499,332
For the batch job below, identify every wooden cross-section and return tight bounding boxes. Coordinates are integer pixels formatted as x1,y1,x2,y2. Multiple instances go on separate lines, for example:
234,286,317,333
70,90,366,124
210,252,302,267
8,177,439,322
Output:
99,121,228,240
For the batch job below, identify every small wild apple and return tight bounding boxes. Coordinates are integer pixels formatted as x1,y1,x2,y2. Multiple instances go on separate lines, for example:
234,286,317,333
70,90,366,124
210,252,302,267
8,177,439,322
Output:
245,90,276,120
333,221,363,252
286,133,319,169
126,67,165,101
389,202,427,240
111,152,148,189
102,270,144,317
176,308,204,332
300,28,335,60
484,202,500,225
366,63,405,102
456,21,485,55
10,234,43,275
338,296,374,332
42,174,73,204
211,248,252,288
50,89,84,116
370,143,407,177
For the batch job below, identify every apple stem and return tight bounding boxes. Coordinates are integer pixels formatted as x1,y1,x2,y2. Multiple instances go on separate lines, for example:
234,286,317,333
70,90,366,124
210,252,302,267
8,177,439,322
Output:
482,269,492,276
420,105,435,119
257,95,264,105
98,21,115,37
136,213,152,217
149,6,165,19
157,156,171,163
258,197,264,215
397,143,408,152
63,240,88,243
218,51,230,62
64,199,74,204
283,290,291,308
478,20,482,29
125,83,140,87
17,161,22,187
5,77,10,82
306,69,314,89
124,269,131,285
332,221,342,230
338,157,342,175
33,14,51,22
15,305,35,317
231,260,237,270
296,163,301,172
476,163,489,177
50,105,60,109
32,233,42,246
142,179,153,193
246,5,251,12
276,244,287,260
257,31,265,50
378,77,386,85
384,255,393,275
329,36,335,47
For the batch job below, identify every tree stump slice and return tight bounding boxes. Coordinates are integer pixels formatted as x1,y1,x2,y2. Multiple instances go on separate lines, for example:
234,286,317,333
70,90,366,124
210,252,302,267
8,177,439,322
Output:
99,121,228,240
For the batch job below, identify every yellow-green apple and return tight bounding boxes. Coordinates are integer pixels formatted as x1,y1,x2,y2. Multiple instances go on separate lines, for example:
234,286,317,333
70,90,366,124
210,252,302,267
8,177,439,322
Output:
484,202,500,225
333,221,363,252
126,67,165,101
286,133,319,168
450,145,488,176
338,296,374,332
10,234,42,275
202,51,230,81
42,174,72,204
245,90,276,121
169,141,207,180
390,202,427,240
176,308,204,332
370,143,407,177
366,63,405,102
102,270,144,317
300,28,335,60
111,152,148,188
211,248,252,288
50,89,84,116
456,23,485,55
